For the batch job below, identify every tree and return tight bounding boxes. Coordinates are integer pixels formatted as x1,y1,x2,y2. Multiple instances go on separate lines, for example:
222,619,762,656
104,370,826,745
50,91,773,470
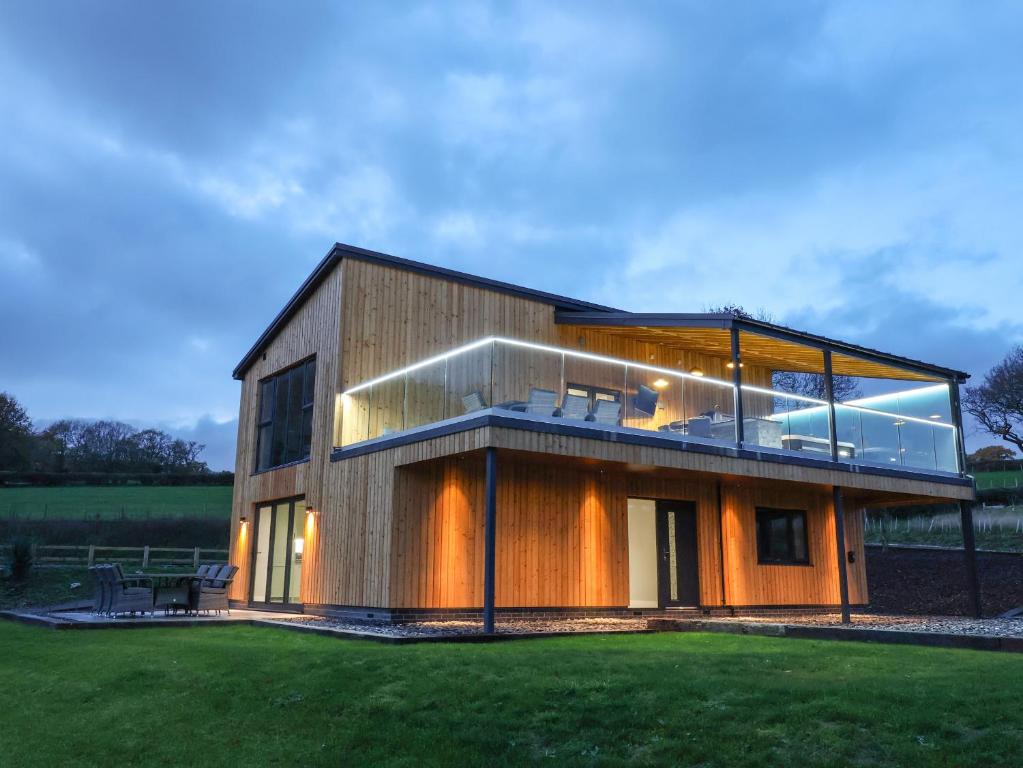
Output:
705,306,862,401
0,392,34,470
967,445,1017,463
964,346,1023,455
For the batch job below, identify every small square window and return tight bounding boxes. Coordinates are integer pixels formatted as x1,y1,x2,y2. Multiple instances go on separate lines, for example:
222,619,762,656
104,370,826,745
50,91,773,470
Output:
755,507,810,565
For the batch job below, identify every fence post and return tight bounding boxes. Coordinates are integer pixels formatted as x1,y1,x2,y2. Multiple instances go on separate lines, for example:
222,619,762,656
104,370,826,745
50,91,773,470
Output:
142,545,150,568
87,545,96,567
193,547,200,568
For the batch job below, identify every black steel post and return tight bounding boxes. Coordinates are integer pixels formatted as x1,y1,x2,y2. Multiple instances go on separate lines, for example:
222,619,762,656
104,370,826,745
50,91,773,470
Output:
959,500,982,618
823,350,839,462
832,486,851,624
950,380,969,475
483,447,498,633
730,327,744,446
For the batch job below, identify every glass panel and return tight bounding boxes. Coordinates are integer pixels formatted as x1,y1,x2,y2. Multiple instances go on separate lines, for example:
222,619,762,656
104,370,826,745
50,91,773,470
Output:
290,527,303,604
285,369,304,461
667,512,678,602
405,359,447,429
739,331,831,455
368,376,405,439
302,360,316,406
259,380,275,423
831,352,957,473
625,367,679,431
256,424,273,472
791,513,806,561
269,503,290,603
445,343,494,419
682,376,736,444
300,408,313,458
271,376,289,466
492,343,562,414
251,505,272,602
341,389,371,445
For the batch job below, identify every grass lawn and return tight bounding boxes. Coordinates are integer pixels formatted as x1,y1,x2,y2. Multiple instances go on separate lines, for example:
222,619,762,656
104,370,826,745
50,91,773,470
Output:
0,566,91,610
0,485,232,520
1,624,1022,767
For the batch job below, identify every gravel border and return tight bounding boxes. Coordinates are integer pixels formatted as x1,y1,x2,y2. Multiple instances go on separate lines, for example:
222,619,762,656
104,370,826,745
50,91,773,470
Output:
696,613,1023,639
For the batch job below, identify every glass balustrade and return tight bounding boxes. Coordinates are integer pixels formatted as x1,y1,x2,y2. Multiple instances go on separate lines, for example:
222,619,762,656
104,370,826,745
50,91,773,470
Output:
337,336,961,476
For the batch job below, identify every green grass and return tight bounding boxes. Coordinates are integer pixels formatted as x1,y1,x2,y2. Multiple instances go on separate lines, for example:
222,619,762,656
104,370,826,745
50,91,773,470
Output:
1,624,1022,767
974,470,1023,491
0,485,232,520
0,566,91,609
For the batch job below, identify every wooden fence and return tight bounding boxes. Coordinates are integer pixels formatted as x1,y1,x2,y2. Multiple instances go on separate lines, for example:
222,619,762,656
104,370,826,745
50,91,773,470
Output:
0,544,229,568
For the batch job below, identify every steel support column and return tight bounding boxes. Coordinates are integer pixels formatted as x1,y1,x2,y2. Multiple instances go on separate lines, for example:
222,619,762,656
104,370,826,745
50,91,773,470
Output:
959,500,982,618
823,350,839,462
730,327,744,446
833,486,851,624
483,447,498,633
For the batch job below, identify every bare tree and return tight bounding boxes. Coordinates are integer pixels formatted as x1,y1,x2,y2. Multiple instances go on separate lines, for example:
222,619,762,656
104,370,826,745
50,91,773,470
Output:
964,346,1023,455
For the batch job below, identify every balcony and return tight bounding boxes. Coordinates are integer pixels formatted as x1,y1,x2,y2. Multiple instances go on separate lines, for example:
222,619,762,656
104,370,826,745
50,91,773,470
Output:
338,335,962,476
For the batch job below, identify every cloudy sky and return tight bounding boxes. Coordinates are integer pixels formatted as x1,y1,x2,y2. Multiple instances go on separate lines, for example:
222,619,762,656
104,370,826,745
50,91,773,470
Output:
2,1,1022,470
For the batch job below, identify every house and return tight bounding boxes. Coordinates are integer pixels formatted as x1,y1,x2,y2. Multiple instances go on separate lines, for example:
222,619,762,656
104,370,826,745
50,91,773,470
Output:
228,243,976,626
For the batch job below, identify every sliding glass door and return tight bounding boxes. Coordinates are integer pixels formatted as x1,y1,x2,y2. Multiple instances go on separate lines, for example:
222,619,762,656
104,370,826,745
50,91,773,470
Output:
250,497,303,606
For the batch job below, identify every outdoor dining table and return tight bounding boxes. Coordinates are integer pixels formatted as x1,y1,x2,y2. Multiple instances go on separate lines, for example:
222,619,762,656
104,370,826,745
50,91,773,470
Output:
132,572,202,614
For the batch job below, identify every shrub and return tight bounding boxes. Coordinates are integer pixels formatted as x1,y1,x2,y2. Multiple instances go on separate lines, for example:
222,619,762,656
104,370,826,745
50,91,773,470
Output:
10,537,34,581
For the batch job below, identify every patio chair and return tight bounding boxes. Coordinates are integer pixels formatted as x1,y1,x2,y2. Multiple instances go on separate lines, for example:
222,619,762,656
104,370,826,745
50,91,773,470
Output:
559,393,590,421
102,564,155,617
461,390,487,413
191,564,238,615
588,399,621,426
523,388,559,417
88,565,108,615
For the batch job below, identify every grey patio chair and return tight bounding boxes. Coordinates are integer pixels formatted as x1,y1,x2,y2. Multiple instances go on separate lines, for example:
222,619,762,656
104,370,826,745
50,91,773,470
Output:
462,390,487,413
588,399,621,426
559,393,590,421
523,388,559,417
103,564,155,617
88,565,108,615
191,564,238,615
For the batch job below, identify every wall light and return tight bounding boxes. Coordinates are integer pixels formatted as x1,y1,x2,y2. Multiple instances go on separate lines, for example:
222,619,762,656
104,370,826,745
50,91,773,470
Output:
305,505,316,517
725,361,744,369
652,378,670,389
689,367,704,377
238,516,248,526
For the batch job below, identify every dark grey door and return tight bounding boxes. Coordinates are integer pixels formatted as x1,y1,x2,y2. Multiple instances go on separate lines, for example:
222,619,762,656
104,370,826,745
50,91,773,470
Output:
656,500,700,607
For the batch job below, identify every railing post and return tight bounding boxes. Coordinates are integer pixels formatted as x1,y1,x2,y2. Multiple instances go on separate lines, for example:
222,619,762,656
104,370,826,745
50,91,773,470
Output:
142,545,150,569
87,545,96,567
833,487,851,624
193,547,201,568
823,350,839,462
959,500,982,617
483,447,498,634
729,326,744,447
950,380,969,474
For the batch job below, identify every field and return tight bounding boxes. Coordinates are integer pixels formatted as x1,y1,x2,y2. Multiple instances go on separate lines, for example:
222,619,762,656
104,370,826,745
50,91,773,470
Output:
865,506,1023,552
1,623,1022,767
0,485,232,520
974,469,1023,492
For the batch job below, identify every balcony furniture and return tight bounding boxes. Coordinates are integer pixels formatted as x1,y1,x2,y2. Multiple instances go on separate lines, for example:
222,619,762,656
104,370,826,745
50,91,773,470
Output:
560,393,591,421
462,391,487,413
191,564,238,615
684,416,712,438
589,399,622,425
632,385,659,417
101,565,155,617
710,417,784,448
782,435,855,458
523,388,559,417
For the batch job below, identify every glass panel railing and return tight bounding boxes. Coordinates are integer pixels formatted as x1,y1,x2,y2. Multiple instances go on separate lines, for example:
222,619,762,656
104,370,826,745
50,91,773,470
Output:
336,337,961,476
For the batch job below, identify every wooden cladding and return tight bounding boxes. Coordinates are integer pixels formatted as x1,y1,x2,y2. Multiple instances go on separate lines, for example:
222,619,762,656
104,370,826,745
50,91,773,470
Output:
385,453,865,610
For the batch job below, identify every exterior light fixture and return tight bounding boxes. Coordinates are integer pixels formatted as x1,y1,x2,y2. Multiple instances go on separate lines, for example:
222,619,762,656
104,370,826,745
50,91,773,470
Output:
689,367,704,377
305,505,316,517
239,516,248,525
893,420,906,427
725,361,744,369
929,414,942,420
652,378,669,389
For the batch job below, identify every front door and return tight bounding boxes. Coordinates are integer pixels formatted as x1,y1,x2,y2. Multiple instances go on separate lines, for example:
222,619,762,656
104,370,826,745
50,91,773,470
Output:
656,500,700,607
250,497,304,606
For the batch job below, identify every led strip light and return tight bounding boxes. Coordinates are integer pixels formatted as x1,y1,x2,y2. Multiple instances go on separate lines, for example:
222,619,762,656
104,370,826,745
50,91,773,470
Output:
342,336,956,430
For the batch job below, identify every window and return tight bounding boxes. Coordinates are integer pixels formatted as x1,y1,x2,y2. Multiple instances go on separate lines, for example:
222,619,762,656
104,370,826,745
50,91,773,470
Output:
255,358,316,472
565,383,621,410
755,507,809,565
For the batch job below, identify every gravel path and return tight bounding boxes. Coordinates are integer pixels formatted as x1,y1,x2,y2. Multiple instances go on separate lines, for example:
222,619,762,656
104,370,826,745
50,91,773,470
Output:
700,613,1023,638
277,616,649,638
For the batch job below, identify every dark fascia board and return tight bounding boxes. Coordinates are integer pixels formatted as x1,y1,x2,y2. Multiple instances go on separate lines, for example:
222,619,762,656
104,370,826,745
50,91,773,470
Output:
330,410,974,490
555,311,969,382
233,242,623,380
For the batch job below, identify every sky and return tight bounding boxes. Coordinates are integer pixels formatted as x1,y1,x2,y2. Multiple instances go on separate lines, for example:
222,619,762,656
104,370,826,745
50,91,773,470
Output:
1,1,1022,471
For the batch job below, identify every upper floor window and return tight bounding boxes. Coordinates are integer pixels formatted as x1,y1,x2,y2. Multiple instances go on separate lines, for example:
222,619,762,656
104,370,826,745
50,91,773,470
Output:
256,358,316,472
755,507,809,565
